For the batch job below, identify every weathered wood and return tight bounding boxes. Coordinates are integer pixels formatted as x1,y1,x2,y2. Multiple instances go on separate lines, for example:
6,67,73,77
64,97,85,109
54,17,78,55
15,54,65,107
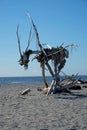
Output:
17,12,78,95
47,79,55,95
46,62,54,77
61,80,78,90
21,88,31,95
41,63,48,88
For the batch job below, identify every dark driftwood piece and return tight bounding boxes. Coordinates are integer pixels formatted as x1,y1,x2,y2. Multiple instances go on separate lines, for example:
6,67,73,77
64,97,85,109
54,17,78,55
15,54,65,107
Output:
16,12,77,94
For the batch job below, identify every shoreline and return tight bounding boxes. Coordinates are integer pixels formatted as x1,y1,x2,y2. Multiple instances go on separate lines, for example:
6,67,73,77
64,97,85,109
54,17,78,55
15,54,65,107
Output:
0,83,87,130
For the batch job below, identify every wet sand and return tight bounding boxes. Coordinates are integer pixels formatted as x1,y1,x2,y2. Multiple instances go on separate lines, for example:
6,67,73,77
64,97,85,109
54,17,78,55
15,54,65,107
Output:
0,83,87,130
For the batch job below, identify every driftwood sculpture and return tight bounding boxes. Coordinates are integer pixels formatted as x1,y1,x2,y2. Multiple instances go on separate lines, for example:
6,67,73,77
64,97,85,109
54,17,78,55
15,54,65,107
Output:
17,12,77,95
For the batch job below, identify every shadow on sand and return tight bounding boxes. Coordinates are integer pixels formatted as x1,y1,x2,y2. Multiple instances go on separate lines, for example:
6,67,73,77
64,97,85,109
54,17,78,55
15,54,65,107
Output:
54,91,87,100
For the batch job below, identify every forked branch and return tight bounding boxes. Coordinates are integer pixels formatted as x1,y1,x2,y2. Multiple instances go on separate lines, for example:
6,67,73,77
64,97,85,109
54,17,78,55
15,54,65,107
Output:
16,24,22,57
25,27,32,51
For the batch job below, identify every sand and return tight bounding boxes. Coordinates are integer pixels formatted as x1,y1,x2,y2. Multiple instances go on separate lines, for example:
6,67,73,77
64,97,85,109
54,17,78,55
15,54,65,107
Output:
0,83,87,130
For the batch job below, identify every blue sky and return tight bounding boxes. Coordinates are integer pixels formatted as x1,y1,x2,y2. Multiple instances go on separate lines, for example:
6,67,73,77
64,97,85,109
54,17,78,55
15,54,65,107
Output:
0,0,87,77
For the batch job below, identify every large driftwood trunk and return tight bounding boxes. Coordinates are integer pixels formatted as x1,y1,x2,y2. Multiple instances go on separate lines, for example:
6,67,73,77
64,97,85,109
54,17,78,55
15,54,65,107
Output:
17,12,77,95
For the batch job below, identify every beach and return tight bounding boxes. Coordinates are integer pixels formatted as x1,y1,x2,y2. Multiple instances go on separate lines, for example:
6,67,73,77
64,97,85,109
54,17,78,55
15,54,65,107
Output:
0,83,87,130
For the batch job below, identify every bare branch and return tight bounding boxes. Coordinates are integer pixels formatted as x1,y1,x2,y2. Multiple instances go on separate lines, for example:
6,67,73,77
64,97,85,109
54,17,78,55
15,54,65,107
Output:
25,26,32,51
26,12,42,50
26,11,48,61
16,24,22,57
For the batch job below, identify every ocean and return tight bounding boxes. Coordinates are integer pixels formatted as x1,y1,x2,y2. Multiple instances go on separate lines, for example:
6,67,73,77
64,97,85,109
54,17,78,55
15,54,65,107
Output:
0,76,52,84
0,75,87,84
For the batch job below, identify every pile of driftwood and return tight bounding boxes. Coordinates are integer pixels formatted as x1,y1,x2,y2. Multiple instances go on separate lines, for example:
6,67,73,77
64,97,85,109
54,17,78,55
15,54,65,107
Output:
37,74,85,95
17,12,82,95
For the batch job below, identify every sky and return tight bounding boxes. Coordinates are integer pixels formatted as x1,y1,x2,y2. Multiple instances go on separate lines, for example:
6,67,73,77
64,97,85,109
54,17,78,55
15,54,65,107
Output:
0,0,87,77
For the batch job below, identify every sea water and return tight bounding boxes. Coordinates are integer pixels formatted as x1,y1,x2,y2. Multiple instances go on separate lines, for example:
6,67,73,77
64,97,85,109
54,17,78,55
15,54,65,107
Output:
0,76,52,84
0,75,87,84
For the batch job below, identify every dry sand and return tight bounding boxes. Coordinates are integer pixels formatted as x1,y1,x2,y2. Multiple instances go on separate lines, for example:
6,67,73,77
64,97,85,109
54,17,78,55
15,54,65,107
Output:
0,83,87,130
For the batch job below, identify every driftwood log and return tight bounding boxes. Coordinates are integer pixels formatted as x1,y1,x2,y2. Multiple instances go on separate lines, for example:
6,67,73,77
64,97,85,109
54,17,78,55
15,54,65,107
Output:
21,88,31,95
16,12,77,95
